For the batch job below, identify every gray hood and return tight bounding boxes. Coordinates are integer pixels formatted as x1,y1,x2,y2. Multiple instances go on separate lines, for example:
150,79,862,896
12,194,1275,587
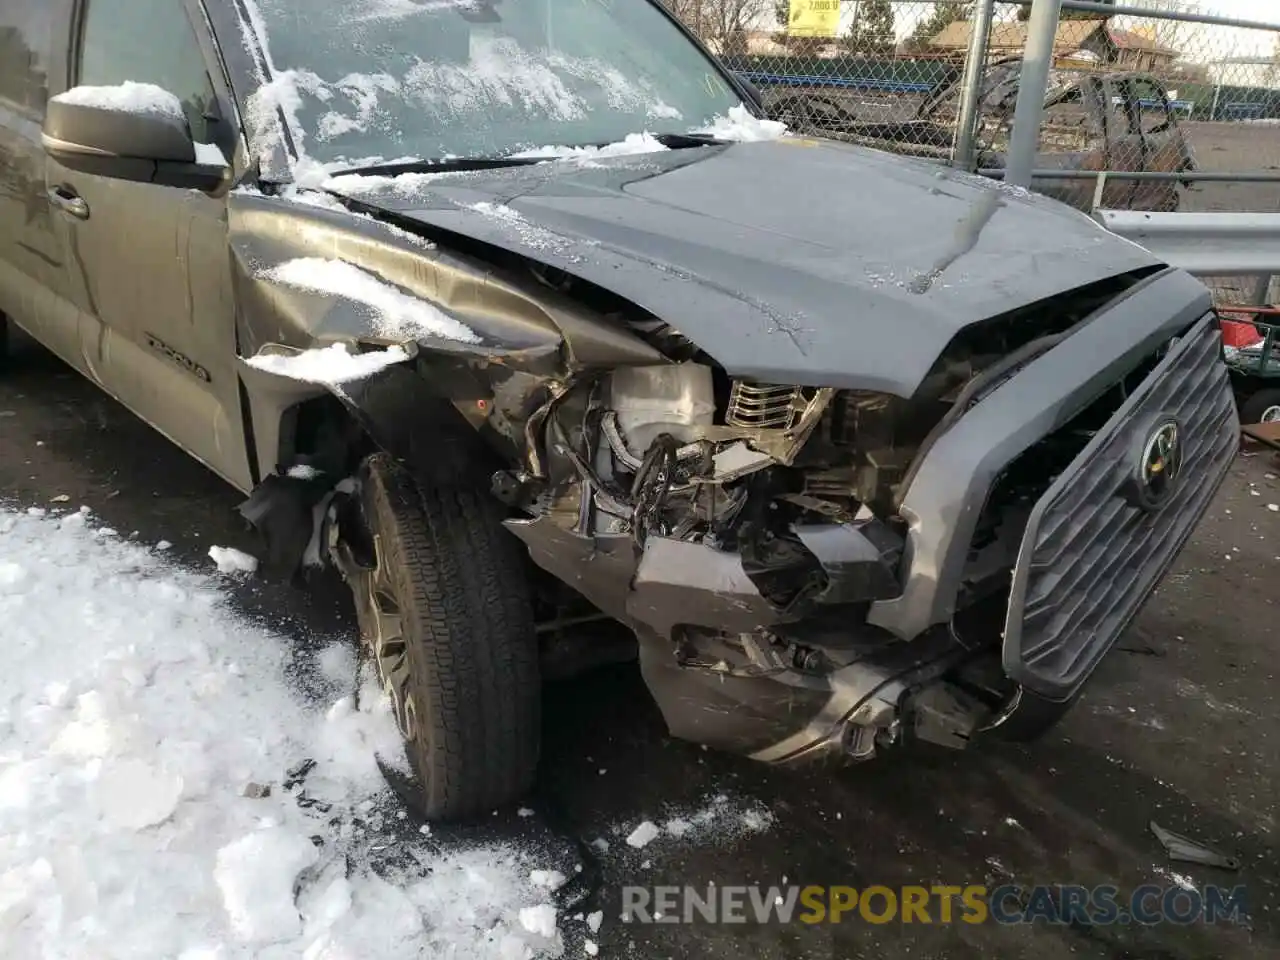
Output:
333,137,1164,396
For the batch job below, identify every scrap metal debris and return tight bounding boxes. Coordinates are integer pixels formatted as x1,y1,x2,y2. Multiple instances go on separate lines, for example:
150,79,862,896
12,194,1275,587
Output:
1150,821,1240,871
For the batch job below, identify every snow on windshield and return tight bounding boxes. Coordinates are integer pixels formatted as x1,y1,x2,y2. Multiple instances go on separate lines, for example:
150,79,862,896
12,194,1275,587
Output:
246,38,684,167
399,38,666,127
346,0,486,22
0,506,567,957
238,0,750,176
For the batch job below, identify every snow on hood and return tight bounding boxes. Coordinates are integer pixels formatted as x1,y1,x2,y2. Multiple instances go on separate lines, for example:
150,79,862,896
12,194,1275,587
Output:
0,506,567,957
261,258,479,343
464,202,590,260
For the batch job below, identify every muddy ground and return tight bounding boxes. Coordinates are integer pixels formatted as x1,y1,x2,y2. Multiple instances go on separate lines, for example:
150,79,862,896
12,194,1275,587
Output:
2,331,1278,959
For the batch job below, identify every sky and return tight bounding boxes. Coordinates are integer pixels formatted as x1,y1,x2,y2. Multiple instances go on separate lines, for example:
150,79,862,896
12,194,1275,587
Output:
1183,1,1277,58
1210,0,1272,23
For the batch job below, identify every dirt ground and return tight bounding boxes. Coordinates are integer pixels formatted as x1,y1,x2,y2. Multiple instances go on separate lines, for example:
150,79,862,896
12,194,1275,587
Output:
1180,121,1280,216
2,330,1278,958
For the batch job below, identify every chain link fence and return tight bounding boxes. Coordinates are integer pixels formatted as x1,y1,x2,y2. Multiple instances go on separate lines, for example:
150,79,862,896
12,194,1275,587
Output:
667,0,1280,303
709,1,975,159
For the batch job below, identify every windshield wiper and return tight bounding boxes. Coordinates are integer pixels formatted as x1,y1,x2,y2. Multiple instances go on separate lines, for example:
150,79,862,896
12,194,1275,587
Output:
650,132,728,148
329,135,725,179
329,155,548,177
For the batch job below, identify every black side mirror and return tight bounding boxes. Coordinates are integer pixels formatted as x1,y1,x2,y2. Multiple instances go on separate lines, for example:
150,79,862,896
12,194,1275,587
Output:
42,85,228,191
735,74,765,113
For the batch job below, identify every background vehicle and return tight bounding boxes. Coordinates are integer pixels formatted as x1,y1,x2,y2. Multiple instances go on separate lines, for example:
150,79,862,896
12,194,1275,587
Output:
768,59,1197,212
1220,308,1280,424
0,0,1238,820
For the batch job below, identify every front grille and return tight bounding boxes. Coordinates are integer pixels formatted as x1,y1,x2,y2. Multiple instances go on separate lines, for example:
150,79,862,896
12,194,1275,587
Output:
1003,315,1238,699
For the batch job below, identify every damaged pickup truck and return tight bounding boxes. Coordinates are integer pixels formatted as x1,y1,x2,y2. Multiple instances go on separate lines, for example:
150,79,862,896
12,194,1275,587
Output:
0,0,1239,819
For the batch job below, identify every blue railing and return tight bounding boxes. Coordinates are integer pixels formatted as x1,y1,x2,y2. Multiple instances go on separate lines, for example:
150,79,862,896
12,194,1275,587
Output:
735,70,937,95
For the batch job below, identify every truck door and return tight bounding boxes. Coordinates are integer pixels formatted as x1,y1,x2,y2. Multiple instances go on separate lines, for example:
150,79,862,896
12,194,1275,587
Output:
0,0,84,367
46,0,253,492
1126,75,1185,211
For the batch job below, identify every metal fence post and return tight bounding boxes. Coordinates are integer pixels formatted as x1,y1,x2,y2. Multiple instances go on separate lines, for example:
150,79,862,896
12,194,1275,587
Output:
1005,0,1064,188
953,0,998,171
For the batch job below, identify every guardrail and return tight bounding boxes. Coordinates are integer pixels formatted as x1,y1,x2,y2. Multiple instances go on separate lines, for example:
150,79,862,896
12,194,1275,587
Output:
1092,210,1280,277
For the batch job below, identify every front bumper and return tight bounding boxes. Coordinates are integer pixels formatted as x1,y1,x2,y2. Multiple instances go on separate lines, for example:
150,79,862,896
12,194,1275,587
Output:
869,268,1230,646
510,267,1237,760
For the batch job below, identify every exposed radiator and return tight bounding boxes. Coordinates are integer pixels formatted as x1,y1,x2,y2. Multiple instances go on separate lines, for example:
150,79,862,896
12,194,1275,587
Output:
725,381,811,430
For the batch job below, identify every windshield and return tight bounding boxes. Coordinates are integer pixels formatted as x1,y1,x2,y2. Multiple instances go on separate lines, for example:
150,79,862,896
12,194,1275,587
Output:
248,0,745,167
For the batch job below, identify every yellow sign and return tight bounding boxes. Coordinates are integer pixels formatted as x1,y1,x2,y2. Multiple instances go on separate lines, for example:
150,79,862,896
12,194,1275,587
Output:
787,0,840,38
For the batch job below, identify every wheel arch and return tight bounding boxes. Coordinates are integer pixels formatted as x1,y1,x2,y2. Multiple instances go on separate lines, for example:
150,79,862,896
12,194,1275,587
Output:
239,358,502,483
236,356,513,580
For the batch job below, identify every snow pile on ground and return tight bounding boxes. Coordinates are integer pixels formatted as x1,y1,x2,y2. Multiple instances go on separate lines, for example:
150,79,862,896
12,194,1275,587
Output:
694,104,787,143
245,342,412,385
52,82,184,119
613,793,775,855
208,545,260,575
0,506,565,958
624,821,661,850
262,258,479,344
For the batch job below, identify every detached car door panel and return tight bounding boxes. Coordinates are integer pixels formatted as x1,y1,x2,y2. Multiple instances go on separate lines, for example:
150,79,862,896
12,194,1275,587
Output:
48,0,251,491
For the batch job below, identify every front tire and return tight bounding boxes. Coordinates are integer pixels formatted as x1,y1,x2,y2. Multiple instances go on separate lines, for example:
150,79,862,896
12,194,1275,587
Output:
1240,387,1280,426
348,453,540,820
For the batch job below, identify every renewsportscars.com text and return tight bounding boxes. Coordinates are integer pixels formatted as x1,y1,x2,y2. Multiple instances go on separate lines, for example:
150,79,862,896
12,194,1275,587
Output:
621,884,1249,927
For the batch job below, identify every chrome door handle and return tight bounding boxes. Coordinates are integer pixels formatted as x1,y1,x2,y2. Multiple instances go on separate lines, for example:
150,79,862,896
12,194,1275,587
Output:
47,186,89,220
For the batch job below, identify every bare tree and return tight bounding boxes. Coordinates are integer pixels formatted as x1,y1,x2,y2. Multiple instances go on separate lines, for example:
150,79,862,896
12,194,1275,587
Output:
698,0,771,56
844,0,896,56
660,0,705,33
